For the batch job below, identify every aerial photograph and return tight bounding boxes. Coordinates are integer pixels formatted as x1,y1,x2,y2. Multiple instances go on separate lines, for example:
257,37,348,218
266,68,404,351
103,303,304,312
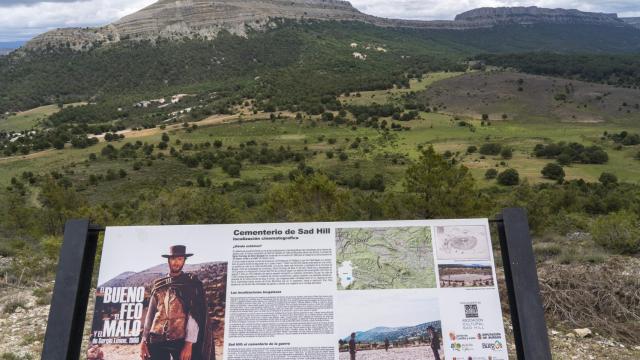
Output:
0,0,639,359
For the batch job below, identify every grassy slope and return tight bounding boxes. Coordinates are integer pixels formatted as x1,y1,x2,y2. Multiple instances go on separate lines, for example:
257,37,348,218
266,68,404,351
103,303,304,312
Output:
0,103,85,132
2,72,638,202
419,71,640,124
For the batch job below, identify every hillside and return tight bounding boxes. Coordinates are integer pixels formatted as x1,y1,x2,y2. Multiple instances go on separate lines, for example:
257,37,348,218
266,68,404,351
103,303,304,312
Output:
3,22,640,115
23,2,636,51
419,71,640,123
1,3,639,115
341,321,441,342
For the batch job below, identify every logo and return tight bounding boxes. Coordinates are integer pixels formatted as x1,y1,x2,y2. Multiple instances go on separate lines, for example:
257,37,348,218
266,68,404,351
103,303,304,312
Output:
481,340,504,351
464,304,479,318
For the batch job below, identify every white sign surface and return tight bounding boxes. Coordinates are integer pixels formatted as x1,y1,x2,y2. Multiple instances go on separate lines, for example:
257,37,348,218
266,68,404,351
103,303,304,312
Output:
88,219,509,360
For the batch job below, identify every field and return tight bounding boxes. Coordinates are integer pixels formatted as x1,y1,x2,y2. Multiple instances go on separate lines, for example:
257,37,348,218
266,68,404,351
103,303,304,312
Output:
0,102,85,132
420,71,640,123
1,71,639,202
339,72,466,106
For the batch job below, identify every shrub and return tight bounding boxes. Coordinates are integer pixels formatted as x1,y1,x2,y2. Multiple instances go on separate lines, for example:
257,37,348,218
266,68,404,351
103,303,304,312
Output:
591,212,640,254
599,172,618,186
466,145,477,154
500,147,513,159
339,153,348,161
533,242,562,261
479,143,502,156
541,163,565,182
2,299,27,314
497,168,519,186
484,168,498,180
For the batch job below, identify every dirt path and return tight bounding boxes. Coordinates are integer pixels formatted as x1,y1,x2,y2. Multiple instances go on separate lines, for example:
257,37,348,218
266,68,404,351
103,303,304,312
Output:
92,114,239,140
0,114,240,164
0,148,56,163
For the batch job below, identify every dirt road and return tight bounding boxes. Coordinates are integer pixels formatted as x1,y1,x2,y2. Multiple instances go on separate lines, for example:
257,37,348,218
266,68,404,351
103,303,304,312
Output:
0,114,239,164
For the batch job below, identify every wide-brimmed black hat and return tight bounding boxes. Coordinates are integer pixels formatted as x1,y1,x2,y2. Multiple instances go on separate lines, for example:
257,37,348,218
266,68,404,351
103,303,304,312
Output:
162,245,193,258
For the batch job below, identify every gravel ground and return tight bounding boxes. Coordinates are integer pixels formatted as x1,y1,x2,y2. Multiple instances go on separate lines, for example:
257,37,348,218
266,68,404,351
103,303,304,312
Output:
339,346,442,360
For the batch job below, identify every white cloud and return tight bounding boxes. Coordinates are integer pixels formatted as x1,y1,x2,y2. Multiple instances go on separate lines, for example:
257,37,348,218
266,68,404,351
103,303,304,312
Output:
0,0,155,41
349,0,640,20
0,0,638,42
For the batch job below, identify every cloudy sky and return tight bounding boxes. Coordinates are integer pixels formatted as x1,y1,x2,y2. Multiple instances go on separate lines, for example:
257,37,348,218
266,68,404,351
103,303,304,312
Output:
1,0,639,43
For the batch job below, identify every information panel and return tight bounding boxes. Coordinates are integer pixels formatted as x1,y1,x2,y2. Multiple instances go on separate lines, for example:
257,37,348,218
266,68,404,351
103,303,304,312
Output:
87,219,508,360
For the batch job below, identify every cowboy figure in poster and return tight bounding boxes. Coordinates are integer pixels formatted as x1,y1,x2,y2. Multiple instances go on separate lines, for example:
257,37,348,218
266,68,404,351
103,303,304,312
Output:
140,245,208,360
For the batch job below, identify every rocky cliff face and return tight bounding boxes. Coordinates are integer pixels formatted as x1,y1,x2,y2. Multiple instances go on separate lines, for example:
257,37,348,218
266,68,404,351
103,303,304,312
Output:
454,7,624,26
23,2,634,51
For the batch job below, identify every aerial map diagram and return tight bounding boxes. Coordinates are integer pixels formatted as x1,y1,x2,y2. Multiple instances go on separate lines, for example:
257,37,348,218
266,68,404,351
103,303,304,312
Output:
336,226,436,290
435,225,491,261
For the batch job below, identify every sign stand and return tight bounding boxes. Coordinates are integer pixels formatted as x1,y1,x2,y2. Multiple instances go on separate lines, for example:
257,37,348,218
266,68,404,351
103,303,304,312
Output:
41,207,551,360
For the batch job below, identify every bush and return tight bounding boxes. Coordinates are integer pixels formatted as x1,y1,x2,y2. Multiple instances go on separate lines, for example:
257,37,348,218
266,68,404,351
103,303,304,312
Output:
2,299,27,314
479,143,502,156
484,168,498,180
590,212,640,254
599,172,618,186
497,168,519,186
541,163,565,182
466,145,477,154
533,242,562,261
534,142,608,164
339,153,348,161
500,147,513,159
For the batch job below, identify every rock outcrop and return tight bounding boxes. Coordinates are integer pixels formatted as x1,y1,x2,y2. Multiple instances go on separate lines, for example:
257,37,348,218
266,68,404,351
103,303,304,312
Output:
454,7,624,27
22,1,635,51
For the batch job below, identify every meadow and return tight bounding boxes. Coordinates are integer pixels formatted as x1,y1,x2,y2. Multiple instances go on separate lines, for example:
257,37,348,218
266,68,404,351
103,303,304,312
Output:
1,72,638,198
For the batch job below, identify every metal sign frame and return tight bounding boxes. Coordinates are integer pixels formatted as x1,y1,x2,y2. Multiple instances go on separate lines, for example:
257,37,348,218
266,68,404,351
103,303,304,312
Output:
40,207,552,359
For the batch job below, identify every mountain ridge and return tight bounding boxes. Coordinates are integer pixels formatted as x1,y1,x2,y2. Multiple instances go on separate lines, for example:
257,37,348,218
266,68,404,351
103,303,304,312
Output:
22,1,636,52
622,17,640,29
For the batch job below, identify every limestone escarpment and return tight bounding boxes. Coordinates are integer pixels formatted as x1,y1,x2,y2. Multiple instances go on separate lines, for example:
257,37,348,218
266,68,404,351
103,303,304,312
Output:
24,0,373,51
454,7,625,27
22,2,636,52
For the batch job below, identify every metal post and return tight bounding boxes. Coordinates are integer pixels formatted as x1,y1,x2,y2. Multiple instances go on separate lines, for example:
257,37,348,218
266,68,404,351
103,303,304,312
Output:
497,208,552,360
41,220,102,360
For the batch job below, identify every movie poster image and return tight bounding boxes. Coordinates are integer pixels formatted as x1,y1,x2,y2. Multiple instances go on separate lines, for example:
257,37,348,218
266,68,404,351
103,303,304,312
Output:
88,227,229,360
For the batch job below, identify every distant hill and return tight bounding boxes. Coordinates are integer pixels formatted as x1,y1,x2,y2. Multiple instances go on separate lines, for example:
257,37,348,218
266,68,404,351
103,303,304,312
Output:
341,321,441,342
2,4,640,114
0,42,24,56
22,2,639,52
